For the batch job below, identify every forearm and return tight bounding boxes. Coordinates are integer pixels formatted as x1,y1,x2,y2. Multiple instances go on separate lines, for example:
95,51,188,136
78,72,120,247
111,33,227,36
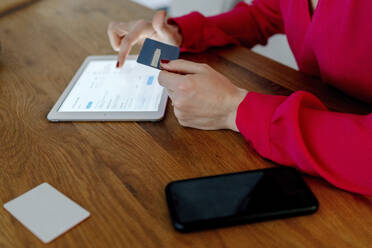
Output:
237,91,372,195
168,0,284,53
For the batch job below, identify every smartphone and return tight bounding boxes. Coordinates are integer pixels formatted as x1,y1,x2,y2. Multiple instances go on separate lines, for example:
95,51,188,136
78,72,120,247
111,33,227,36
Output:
165,167,318,232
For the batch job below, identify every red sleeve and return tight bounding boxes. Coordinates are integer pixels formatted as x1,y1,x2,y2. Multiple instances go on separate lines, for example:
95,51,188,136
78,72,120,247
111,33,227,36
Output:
168,0,284,53
236,91,372,195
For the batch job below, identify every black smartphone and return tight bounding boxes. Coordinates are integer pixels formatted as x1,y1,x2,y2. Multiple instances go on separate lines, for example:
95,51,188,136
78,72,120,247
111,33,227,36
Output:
165,167,318,232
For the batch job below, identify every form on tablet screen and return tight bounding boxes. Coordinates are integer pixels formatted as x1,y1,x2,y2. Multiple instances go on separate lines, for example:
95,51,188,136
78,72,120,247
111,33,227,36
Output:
58,60,162,112
47,55,168,122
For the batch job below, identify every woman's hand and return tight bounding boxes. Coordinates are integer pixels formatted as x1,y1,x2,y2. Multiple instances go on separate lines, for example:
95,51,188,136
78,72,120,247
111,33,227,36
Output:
159,60,248,131
107,10,182,68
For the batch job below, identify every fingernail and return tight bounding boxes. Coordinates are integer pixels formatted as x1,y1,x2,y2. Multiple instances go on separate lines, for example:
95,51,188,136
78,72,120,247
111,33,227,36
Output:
160,59,170,64
116,61,119,68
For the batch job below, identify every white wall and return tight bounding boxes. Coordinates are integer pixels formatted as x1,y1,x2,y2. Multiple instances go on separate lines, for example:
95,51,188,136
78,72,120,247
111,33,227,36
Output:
131,0,172,9
169,0,236,16
252,35,298,70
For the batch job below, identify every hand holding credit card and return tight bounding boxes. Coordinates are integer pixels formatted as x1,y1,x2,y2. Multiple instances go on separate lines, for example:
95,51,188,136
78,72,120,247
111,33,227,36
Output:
137,38,180,69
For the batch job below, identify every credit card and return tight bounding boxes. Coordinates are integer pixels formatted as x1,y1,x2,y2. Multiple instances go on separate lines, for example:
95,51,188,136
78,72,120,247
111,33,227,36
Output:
137,38,180,69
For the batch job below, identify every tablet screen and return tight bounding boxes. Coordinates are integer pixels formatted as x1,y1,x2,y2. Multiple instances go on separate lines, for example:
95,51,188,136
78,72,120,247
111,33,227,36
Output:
58,60,163,112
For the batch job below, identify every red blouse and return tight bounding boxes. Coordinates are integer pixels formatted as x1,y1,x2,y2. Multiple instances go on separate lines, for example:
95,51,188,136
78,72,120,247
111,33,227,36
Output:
170,0,372,195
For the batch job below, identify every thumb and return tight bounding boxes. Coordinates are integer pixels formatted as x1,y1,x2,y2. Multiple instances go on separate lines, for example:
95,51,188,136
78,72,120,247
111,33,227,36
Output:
152,10,170,35
160,59,205,74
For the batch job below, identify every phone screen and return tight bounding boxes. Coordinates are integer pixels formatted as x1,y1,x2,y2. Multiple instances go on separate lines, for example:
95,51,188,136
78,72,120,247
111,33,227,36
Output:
165,167,318,232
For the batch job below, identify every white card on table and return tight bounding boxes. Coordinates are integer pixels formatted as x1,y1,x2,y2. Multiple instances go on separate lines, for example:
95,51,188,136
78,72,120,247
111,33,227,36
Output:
3,183,90,243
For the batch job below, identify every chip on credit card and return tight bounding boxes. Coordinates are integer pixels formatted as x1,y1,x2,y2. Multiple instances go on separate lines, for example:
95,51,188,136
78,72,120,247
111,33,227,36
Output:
137,38,180,69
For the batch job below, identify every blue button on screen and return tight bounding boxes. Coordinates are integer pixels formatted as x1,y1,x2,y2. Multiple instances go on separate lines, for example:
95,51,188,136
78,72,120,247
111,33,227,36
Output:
86,101,93,109
147,76,154,85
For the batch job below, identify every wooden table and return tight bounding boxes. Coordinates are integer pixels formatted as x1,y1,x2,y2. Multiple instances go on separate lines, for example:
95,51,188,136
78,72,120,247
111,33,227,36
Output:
0,0,371,247
0,0,37,17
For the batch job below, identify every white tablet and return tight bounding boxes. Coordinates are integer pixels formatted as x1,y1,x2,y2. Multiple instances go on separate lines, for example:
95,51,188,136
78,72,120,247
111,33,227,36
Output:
47,55,168,122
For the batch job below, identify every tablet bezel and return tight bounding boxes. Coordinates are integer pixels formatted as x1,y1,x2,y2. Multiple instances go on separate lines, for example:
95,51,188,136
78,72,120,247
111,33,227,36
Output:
47,55,168,122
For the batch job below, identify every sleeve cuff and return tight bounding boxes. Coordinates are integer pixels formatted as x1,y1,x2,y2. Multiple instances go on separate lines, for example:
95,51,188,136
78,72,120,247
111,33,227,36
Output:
236,92,286,157
168,12,207,53
168,12,240,53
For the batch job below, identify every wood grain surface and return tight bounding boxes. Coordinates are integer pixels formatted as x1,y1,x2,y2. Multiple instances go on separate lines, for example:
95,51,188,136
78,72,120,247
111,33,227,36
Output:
0,0,371,247
0,0,37,17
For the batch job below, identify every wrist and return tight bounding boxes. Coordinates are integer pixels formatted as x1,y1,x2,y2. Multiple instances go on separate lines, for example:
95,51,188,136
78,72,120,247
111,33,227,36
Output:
168,21,183,47
226,88,248,132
